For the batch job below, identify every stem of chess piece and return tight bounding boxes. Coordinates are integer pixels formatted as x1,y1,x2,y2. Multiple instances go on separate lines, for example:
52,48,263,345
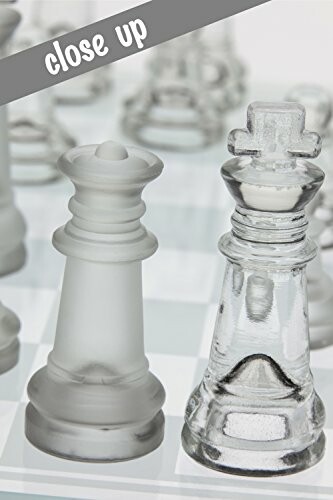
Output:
286,85,333,249
25,140,166,462
8,5,76,185
182,102,326,476
122,33,223,152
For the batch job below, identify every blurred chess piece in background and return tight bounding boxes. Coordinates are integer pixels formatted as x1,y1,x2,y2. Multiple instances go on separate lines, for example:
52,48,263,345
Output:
286,85,333,348
202,18,247,111
8,0,76,184
286,84,333,249
0,3,26,373
35,0,112,104
122,32,223,151
306,195,333,349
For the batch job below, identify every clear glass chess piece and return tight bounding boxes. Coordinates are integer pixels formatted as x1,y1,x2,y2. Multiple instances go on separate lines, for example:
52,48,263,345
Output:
202,19,246,111
8,10,76,184
286,84,333,249
0,4,25,372
306,195,333,348
25,140,165,462
34,0,111,104
182,102,326,476
122,33,223,152
0,302,20,374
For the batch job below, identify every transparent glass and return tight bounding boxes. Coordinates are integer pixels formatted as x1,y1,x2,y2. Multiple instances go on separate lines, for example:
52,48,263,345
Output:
0,4,26,373
122,32,223,152
286,84,333,249
182,102,326,476
34,0,111,104
202,19,246,111
304,195,333,349
9,8,76,184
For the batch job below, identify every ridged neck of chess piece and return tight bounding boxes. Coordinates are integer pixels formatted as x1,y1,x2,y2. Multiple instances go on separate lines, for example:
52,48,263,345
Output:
53,140,163,262
0,5,20,47
286,84,332,141
220,102,324,266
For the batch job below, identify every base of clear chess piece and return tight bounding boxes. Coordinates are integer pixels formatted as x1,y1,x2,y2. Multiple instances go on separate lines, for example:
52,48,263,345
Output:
123,35,223,152
26,361,164,462
55,68,112,105
182,354,325,476
123,86,223,152
10,117,76,185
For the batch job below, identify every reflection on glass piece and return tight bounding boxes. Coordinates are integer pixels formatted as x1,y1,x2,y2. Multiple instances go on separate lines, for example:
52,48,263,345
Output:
182,102,326,476
245,273,273,322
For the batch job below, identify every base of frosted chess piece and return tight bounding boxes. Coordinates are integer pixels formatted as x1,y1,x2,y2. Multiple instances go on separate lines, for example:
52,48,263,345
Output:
182,355,325,477
26,360,165,462
308,271,333,349
0,302,20,374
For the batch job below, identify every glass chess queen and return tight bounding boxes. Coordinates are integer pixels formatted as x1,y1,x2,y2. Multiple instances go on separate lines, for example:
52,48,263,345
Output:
182,102,326,476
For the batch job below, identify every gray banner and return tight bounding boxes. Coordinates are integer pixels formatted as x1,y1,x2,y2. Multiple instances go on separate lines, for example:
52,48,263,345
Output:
0,0,271,105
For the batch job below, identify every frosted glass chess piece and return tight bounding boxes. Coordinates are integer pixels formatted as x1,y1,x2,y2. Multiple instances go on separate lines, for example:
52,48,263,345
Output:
122,33,223,151
182,102,326,476
0,5,25,373
25,140,166,461
9,7,76,184
286,85,333,249
306,196,333,348
34,0,111,104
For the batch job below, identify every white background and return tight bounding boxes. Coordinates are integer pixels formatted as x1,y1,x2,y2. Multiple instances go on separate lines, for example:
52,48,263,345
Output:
15,0,333,90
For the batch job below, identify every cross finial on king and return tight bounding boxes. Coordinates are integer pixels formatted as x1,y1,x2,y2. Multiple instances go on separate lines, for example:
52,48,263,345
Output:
228,102,322,161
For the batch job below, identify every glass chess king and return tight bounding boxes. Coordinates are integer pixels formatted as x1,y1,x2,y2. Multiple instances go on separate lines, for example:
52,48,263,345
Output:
182,102,326,476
